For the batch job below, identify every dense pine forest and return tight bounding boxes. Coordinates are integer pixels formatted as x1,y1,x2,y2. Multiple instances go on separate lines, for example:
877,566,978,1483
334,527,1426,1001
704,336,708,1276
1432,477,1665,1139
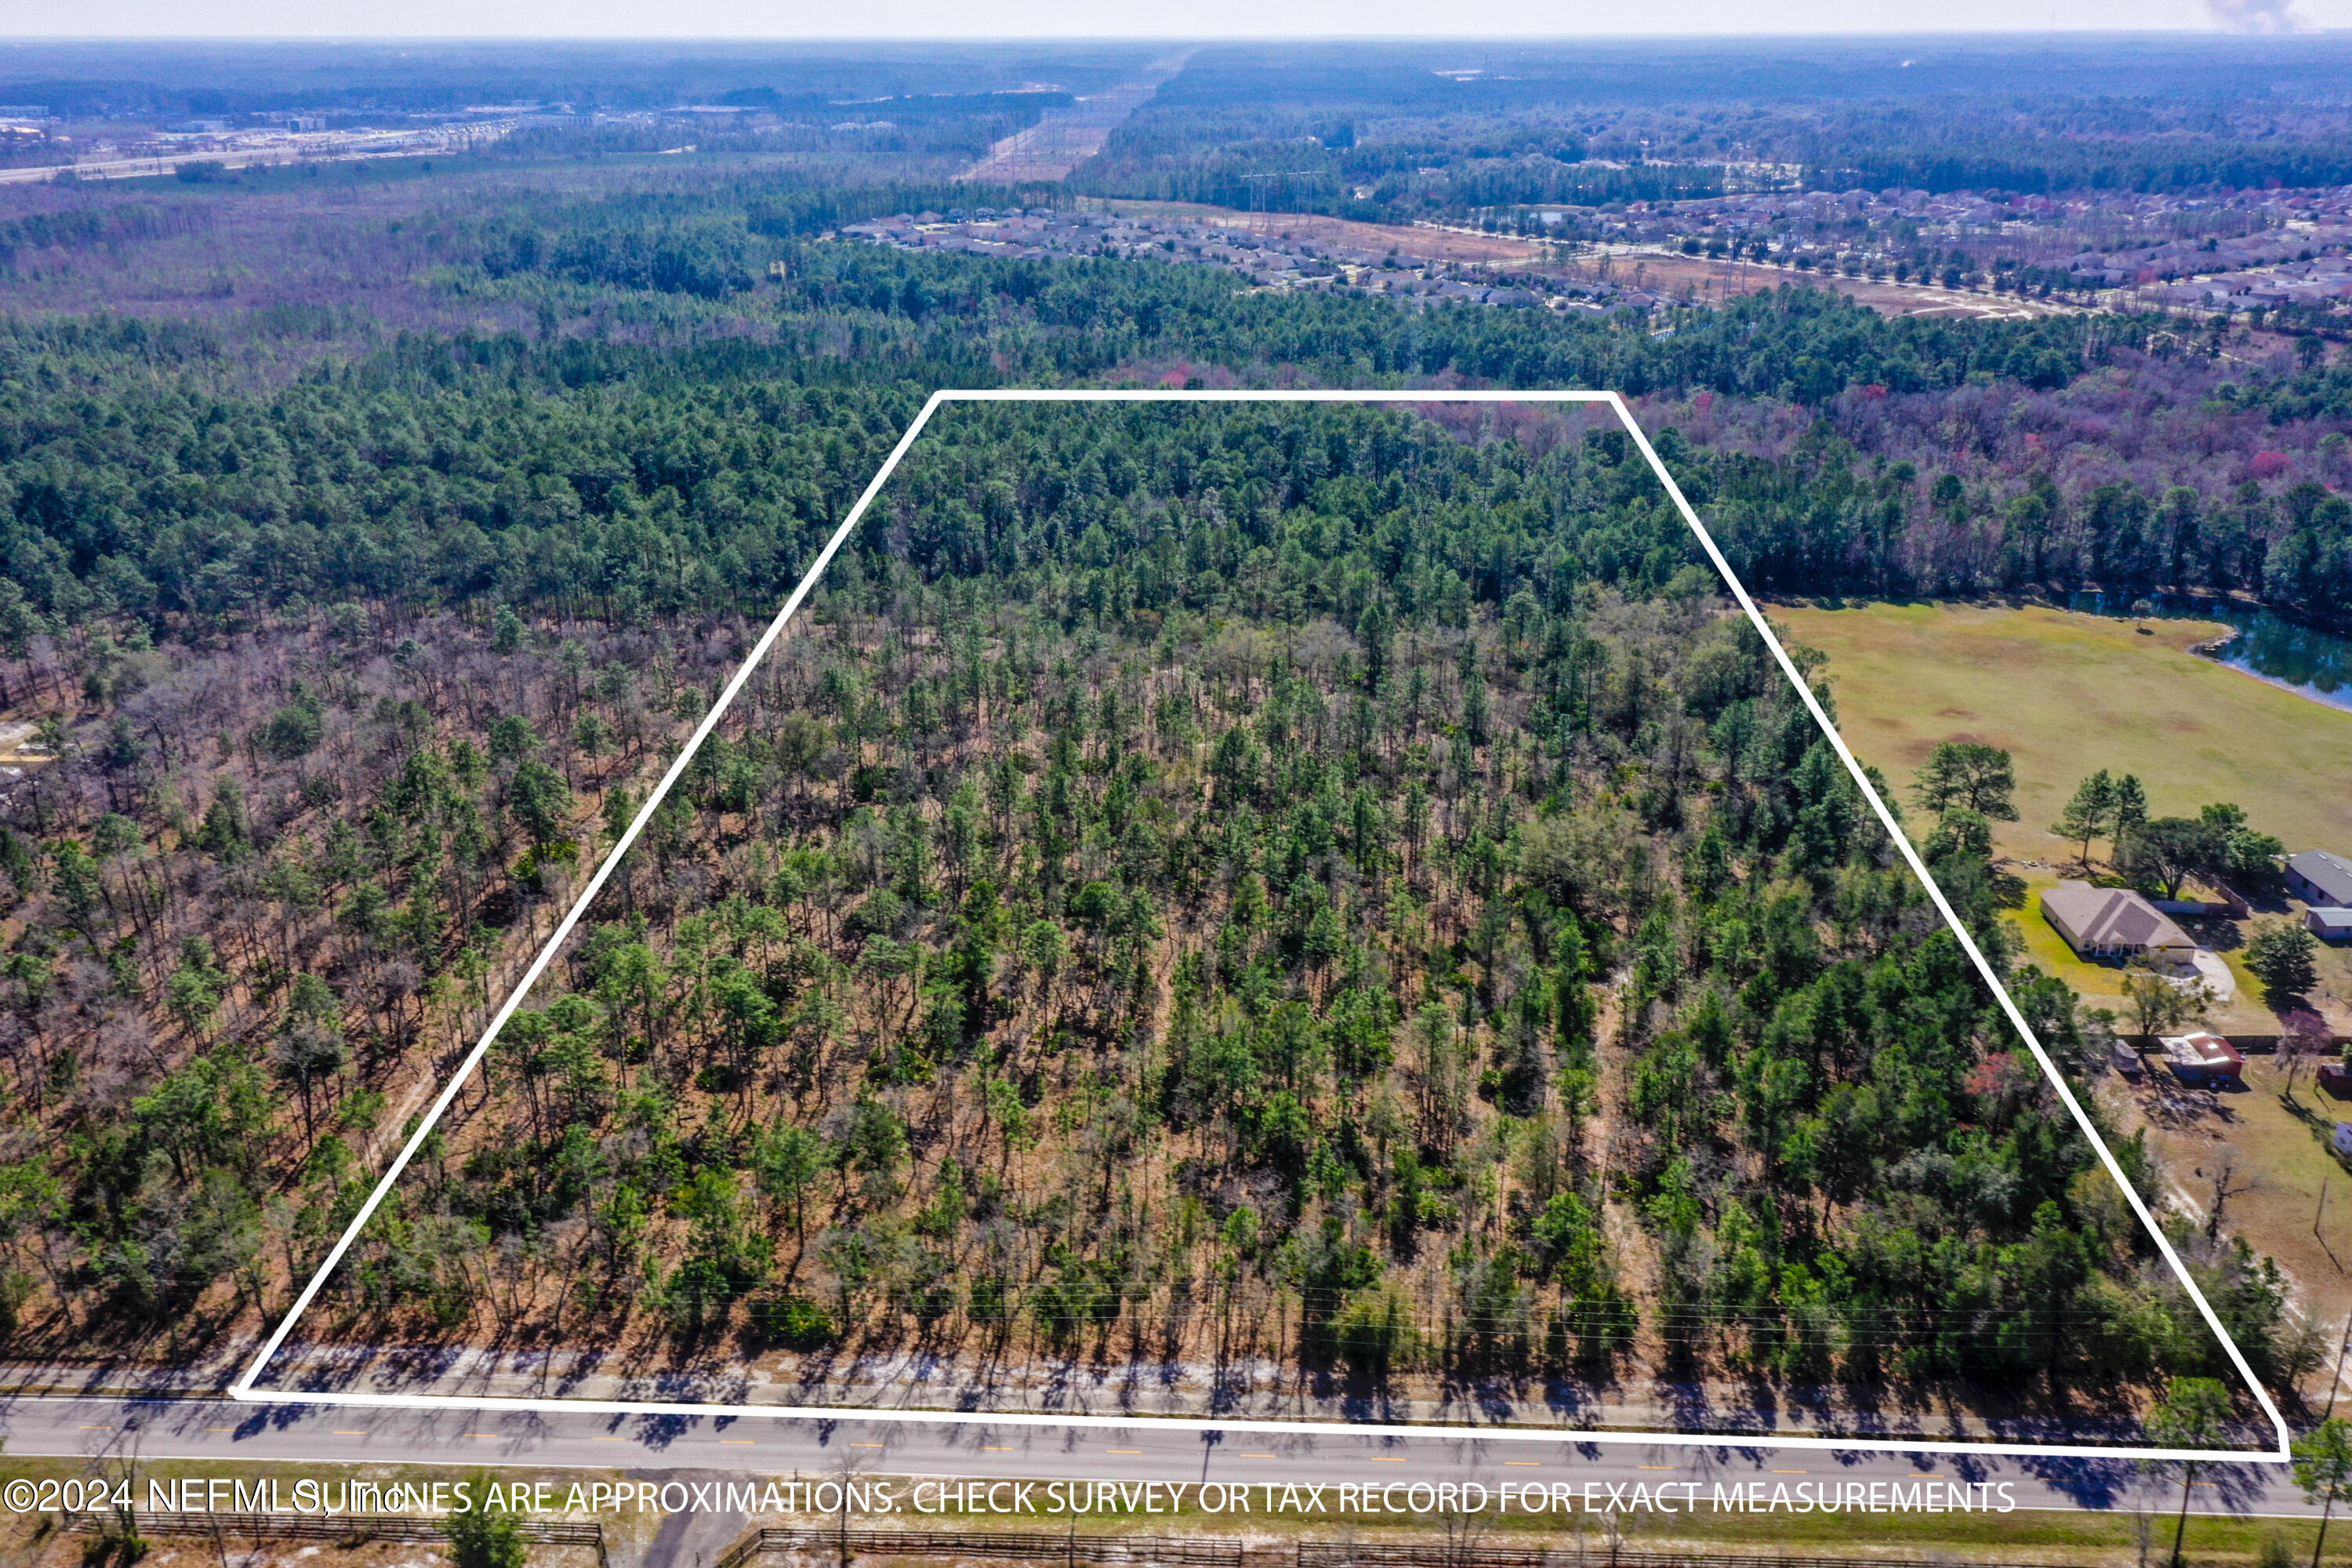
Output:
0,113,2339,1435
180,405,2297,1423
3,230,2349,630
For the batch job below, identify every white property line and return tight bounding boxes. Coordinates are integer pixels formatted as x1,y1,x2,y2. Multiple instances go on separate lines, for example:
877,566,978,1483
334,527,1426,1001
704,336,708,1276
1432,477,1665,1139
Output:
232,389,2292,1466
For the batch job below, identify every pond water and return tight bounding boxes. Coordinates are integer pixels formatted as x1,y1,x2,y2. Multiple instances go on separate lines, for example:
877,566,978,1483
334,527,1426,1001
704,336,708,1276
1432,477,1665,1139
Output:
2063,590,2352,716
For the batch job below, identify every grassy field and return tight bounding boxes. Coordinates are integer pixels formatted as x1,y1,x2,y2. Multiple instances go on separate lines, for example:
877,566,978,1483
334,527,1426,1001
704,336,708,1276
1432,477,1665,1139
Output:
1776,601,2352,1030
2107,1054,2352,1320
2004,866,2290,1032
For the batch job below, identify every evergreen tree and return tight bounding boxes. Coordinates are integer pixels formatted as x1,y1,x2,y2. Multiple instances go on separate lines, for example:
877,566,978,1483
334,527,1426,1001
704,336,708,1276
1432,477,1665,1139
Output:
1911,741,2017,820
2146,1379,2230,1568
2295,1417,2352,1568
2247,920,2321,1002
2049,768,2117,868
2114,773,2150,838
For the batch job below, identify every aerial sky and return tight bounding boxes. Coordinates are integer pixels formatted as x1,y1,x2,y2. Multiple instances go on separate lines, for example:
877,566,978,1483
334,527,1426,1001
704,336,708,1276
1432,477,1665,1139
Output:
7,0,2344,38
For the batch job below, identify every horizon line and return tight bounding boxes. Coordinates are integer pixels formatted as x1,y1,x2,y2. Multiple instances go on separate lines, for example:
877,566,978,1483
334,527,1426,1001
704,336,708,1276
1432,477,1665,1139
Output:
2,27,2346,42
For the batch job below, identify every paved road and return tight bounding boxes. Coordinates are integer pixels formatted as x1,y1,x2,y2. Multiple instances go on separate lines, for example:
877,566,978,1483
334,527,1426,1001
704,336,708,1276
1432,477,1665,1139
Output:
0,1395,2305,1524
0,149,298,184
0,124,515,186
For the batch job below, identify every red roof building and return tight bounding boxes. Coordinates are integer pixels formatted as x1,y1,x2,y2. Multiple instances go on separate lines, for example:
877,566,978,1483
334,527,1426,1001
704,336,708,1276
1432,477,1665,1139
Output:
2158,1032,2245,1085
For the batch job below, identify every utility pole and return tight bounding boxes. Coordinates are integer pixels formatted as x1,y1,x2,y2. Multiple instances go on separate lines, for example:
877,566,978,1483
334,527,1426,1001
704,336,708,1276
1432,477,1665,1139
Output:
1238,171,1319,235
2328,1312,2352,1420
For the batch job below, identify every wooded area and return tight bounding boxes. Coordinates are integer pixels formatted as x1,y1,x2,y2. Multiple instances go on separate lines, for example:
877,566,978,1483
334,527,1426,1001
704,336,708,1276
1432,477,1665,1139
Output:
262,404,2292,1418
0,98,2336,1431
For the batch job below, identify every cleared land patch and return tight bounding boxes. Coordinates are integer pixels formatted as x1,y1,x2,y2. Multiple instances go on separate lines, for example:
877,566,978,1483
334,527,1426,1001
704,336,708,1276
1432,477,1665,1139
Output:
1776,601,2352,1029
2107,1054,2352,1324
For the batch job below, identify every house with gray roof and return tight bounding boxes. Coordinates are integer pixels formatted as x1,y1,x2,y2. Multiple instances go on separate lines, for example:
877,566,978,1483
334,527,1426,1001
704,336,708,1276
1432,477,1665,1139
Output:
2288,850,2352,907
2288,851,2352,941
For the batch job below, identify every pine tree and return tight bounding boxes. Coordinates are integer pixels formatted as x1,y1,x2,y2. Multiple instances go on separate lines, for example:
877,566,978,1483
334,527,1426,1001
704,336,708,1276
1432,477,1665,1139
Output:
2049,768,2117,868
2113,773,2148,838
1911,741,2017,820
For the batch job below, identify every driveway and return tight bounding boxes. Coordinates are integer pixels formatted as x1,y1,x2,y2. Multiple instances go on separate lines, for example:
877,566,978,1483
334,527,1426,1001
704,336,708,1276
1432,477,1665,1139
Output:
2183,947,2238,1002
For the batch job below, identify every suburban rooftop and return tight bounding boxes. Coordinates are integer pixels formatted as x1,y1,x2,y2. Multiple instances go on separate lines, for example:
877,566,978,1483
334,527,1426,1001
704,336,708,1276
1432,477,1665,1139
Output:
2290,849,2352,908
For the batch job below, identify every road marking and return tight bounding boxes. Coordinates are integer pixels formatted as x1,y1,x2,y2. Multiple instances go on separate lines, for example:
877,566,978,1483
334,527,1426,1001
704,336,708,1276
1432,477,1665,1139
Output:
79,1425,107,1429
851,1442,885,1448
202,1427,236,1432
592,1436,626,1442
1241,1453,1276,1459
464,1433,499,1439
983,1446,1014,1451
333,1431,369,1436
720,1440,755,1446
1504,1461,1541,1467
1770,1468,1806,1474
1370,1457,1407,1462
1108,1449,1142,1454
1639,1465,1674,1471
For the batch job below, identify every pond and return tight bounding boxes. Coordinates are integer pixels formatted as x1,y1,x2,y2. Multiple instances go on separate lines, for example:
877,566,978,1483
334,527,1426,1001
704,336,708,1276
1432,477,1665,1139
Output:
2063,590,2352,716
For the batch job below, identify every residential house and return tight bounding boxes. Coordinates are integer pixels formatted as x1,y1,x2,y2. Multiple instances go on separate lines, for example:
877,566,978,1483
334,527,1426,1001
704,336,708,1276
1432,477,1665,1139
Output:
2288,850,2352,909
2039,880,2198,968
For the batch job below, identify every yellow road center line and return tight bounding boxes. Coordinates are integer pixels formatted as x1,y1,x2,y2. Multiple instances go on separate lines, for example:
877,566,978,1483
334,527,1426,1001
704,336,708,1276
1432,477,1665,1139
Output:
851,1442,885,1448
591,1436,626,1442
1109,1449,1142,1454
1370,1457,1407,1462
1504,1461,1541,1467
720,1440,755,1446
1639,1465,1674,1470
333,1431,369,1436
1241,1453,1276,1458
982,1446,1014,1451
1770,1468,1806,1474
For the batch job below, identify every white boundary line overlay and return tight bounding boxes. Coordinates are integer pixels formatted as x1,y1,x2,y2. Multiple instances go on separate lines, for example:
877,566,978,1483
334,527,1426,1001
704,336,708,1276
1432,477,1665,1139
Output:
232,388,2292,1466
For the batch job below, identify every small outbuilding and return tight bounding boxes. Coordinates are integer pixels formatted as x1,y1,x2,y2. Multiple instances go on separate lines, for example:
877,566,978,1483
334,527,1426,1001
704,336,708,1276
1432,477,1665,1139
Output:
2110,1040,2145,1080
2308,907,2352,941
2318,1062,2352,1100
2158,1031,2245,1087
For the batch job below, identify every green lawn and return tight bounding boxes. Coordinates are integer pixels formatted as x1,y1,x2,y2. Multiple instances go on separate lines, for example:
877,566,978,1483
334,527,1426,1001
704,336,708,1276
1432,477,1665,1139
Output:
2007,871,2139,999
2111,1052,2352,1319
1777,601,2352,862
1779,601,2352,1031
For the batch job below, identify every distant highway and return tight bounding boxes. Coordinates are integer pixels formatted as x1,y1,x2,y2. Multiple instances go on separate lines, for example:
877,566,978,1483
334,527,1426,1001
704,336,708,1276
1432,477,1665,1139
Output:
0,1394,2307,1525
0,123,516,187
0,150,274,185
